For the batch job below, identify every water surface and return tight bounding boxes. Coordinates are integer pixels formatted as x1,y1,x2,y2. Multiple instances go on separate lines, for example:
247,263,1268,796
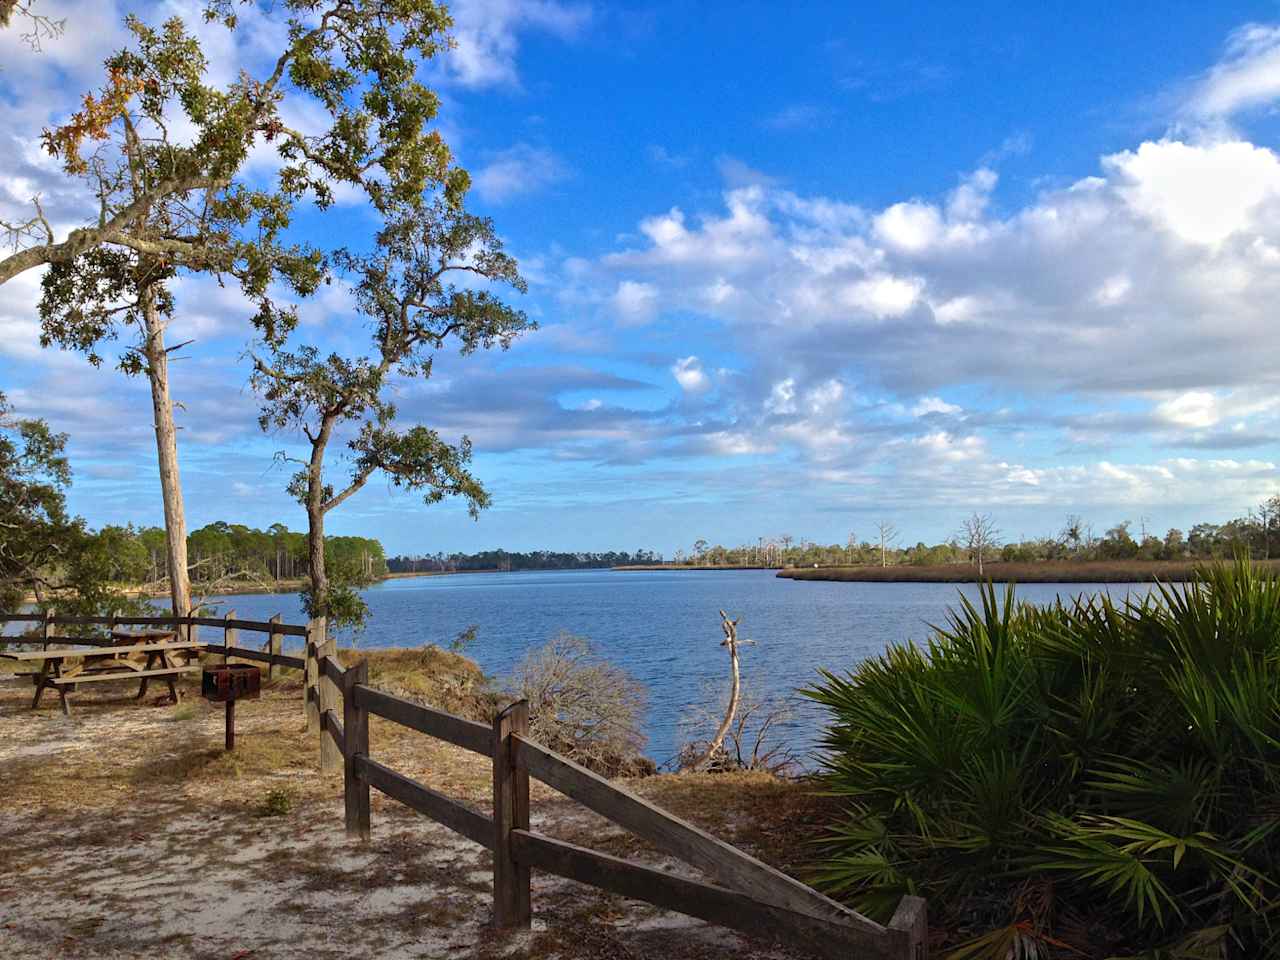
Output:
199,570,1154,764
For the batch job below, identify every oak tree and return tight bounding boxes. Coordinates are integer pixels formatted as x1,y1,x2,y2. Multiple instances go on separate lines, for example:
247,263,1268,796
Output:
16,1,462,625
252,201,532,628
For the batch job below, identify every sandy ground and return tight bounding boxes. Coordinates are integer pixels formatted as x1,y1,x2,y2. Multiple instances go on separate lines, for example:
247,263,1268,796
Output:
0,663,835,960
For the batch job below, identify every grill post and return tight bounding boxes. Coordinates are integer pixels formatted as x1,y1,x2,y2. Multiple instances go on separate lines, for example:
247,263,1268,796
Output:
343,660,371,840
492,699,531,928
225,698,236,751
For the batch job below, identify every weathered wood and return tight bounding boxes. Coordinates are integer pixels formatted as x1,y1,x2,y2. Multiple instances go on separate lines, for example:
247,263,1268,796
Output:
304,619,322,734
266,613,281,680
322,709,346,758
321,655,346,685
357,755,493,848
224,610,238,666
354,685,492,756
0,642,203,661
493,700,531,928
0,613,311,637
318,635,341,773
342,661,371,840
889,895,928,960
203,645,306,671
514,735,881,931
186,616,309,636
510,831,905,960
49,666,198,685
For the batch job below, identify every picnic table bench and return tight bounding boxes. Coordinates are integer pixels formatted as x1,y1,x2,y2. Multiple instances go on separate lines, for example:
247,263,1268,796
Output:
0,638,203,716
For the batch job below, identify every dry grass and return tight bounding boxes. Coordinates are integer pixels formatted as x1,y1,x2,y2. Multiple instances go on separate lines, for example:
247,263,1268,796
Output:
778,558,1280,583
0,651,832,960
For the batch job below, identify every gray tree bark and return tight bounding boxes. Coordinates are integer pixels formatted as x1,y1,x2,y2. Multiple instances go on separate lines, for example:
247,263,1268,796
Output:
140,284,191,632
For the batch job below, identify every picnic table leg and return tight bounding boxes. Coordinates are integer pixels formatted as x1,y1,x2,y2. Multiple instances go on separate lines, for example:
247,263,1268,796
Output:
58,683,71,717
137,650,159,700
161,650,179,703
32,659,55,710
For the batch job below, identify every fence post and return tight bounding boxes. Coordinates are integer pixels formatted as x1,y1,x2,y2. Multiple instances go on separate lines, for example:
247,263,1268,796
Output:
889,895,928,960
492,699,531,929
342,660,371,839
41,611,51,651
267,613,282,679
319,633,341,773
223,609,237,665
304,617,322,734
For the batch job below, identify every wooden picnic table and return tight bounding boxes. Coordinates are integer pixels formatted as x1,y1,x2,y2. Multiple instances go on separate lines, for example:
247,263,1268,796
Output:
0,640,203,716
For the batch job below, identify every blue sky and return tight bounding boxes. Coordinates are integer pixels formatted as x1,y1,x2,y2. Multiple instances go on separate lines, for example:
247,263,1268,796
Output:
3,1,1280,555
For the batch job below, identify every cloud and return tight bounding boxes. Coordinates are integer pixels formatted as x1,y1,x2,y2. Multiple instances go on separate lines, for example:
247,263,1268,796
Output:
1186,23,1280,118
442,0,592,90
671,356,710,394
761,104,830,131
647,144,689,169
716,156,783,188
471,143,571,203
1104,139,1280,244
611,280,658,323
912,397,962,417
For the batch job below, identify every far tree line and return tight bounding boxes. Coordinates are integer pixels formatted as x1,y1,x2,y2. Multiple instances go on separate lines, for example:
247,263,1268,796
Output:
674,496,1280,571
388,549,663,573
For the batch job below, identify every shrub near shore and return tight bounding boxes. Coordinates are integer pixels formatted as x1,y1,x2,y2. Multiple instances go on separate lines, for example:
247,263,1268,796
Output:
804,559,1280,958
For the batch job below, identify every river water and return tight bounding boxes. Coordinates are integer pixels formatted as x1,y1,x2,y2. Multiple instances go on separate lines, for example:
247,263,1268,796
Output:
195,569,1155,766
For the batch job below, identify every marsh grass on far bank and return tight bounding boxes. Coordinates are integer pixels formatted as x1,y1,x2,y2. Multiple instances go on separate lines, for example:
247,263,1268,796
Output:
781,557,1280,584
805,558,1280,958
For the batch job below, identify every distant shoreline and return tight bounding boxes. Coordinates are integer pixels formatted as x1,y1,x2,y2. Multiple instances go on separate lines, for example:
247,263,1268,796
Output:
776,559,1280,584
611,564,778,572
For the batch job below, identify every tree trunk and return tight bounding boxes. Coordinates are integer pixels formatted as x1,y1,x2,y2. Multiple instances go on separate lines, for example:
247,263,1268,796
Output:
141,285,191,633
305,414,336,622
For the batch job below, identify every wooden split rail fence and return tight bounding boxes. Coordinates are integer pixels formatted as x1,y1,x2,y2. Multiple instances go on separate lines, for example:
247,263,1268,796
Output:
1,613,927,959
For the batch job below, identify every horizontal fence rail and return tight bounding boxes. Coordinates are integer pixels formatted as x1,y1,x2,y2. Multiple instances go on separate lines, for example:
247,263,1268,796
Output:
354,685,492,756
513,733,878,930
509,830,910,960
0,613,305,635
358,755,495,849
323,670,928,959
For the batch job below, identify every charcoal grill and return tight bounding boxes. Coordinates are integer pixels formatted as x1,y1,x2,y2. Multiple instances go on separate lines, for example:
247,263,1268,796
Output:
201,663,261,750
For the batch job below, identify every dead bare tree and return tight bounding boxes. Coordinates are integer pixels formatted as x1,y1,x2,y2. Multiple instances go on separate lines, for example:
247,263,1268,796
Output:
679,679,799,775
876,520,899,568
960,511,1001,576
682,610,754,771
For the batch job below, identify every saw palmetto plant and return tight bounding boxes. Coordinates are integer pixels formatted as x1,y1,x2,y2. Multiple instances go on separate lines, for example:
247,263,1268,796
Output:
804,558,1280,958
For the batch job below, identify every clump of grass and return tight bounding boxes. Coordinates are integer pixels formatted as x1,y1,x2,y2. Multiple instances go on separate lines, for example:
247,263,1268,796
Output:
257,787,294,817
805,557,1280,957
169,703,197,722
359,645,497,721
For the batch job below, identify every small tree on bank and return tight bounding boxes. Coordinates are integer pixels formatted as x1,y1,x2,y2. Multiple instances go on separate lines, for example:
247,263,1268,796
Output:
251,202,531,628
